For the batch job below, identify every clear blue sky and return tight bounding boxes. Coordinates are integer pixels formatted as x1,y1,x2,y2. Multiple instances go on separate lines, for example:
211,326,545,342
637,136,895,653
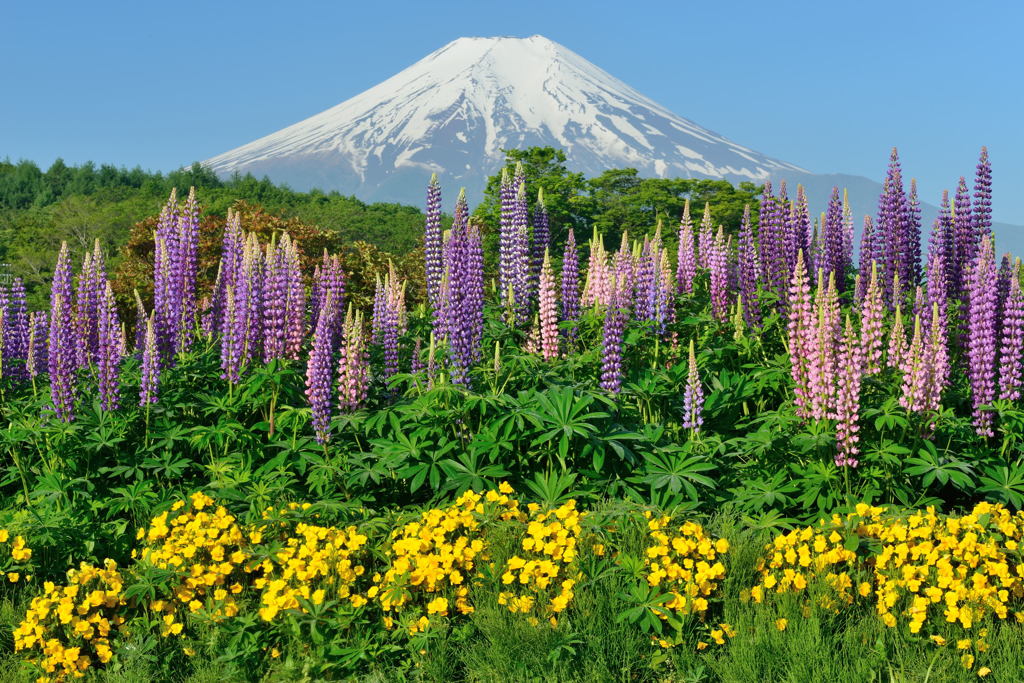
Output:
4,0,1022,224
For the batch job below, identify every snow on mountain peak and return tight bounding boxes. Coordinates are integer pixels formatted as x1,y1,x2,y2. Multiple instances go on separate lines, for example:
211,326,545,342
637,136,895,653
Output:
203,35,806,204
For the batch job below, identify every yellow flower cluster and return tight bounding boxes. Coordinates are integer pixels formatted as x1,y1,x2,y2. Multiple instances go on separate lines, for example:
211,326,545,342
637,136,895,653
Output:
644,511,729,621
251,503,370,622
13,560,125,682
0,528,33,584
373,484,522,634
498,499,584,626
862,502,1024,638
748,512,861,610
136,492,249,631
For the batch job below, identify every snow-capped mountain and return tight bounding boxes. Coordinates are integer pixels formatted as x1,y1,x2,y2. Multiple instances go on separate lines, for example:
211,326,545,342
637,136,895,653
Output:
203,35,807,203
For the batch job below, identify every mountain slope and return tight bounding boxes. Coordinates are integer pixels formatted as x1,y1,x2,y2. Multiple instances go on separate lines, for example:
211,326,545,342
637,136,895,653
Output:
203,35,805,203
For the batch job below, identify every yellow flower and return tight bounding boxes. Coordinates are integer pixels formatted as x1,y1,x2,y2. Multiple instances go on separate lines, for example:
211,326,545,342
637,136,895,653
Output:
961,653,975,670
270,648,280,658
977,667,991,677
775,618,788,631
7,572,19,583
0,529,9,543
930,635,946,647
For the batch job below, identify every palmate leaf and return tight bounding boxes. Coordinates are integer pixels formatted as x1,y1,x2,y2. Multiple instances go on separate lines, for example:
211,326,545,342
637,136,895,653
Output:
636,448,716,501
978,459,1024,508
903,442,975,490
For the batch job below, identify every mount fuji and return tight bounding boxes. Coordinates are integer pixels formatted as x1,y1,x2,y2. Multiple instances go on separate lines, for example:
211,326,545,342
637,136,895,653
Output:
203,35,806,203
202,35,1021,255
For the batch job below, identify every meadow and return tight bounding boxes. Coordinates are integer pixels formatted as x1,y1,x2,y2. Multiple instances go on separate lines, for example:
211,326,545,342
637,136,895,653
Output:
0,147,1022,681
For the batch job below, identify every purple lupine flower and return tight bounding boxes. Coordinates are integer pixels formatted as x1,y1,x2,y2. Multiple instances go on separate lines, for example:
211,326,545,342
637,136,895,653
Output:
498,167,517,318
823,187,845,292
973,146,993,247
952,176,974,301
682,338,704,430
561,228,580,340
338,306,369,412
697,203,714,270
633,236,658,324
512,177,533,324
532,188,550,287
841,189,855,280
177,186,199,350
139,314,159,406
380,262,406,383
133,290,148,354
967,235,998,436
305,295,336,443
462,217,485,365
4,278,29,382
736,204,761,327
0,285,6,381
439,193,484,386
212,208,244,338
758,182,786,306
876,148,909,307
312,250,345,348
96,281,121,411
73,249,95,370
835,315,863,468
49,242,77,421
233,233,265,369
220,285,243,384
262,235,288,363
599,274,630,393
424,174,443,310
281,235,306,361
925,246,949,379
538,247,559,361
856,217,876,302
709,225,731,322
998,262,1024,401
787,250,814,418
153,235,175,361
786,186,811,278
906,178,922,288
28,311,48,379
899,314,927,413
676,199,697,295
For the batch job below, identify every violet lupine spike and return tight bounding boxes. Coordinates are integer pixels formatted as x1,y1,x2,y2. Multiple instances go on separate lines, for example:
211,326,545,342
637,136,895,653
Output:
0,285,6,381
676,199,697,295
498,167,516,318
139,315,159,407
560,228,580,340
737,204,761,327
538,247,559,361
282,235,306,361
338,306,370,412
262,236,287,363
633,237,657,324
786,186,811,278
835,315,863,468
462,218,485,365
30,311,48,379
25,312,37,380
856,216,876,302
177,186,199,350
967,235,999,436
4,278,29,382
306,295,336,443
823,187,845,292
841,189,855,279
906,179,922,289
439,204,484,386
973,146,993,247
899,314,928,413
410,336,424,376
876,148,909,308
531,188,550,288
998,262,1024,401
133,290,148,354
424,173,444,311
697,203,714,270
925,245,949,352
49,242,77,421
73,249,95,370
682,338,704,431
860,261,885,375
758,182,783,305
599,275,630,394
380,262,406,383
213,209,244,338
512,178,533,324
219,285,243,384
96,281,121,411
709,224,731,322
952,176,974,301
153,236,175,361
787,250,814,418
